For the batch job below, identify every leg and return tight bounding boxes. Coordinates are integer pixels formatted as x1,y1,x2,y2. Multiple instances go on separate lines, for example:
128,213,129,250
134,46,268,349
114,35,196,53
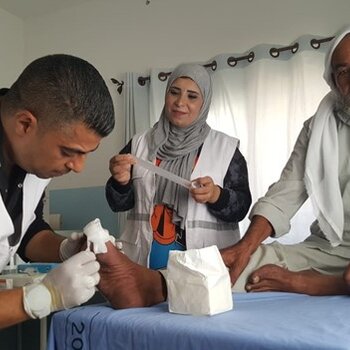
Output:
246,264,349,295
343,263,350,289
97,241,167,308
233,242,350,294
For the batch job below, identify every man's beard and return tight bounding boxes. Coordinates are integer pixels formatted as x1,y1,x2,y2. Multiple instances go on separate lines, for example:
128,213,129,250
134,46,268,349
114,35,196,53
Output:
335,91,350,115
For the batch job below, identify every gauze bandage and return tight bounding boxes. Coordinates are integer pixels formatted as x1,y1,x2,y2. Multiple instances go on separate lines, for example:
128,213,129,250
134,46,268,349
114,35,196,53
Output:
134,156,192,189
83,218,113,254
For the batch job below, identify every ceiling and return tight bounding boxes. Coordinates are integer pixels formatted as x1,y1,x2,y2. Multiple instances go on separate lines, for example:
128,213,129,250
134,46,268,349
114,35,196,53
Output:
0,0,92,19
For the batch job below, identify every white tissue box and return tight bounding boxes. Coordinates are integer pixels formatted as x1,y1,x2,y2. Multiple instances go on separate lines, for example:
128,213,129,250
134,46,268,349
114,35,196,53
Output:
166,245,233,316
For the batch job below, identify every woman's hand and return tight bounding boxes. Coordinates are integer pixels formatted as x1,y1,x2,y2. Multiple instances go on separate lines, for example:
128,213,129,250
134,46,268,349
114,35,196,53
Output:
189,176,221,204
109,154,135,185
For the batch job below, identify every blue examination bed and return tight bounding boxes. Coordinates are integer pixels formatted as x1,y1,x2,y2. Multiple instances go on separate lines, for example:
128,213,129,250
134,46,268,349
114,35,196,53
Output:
47,292,350,350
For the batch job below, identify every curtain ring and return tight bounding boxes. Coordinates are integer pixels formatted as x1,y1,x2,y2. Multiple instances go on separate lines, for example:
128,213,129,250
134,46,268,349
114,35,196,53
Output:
210,60,217,71
227,56,238,67
310,39,321,49
270,42,299,58
310,36,334,50
138,76,149,86
291,42,299,53
158,72,171,81
269,47,280,58
204,60,217,71
247,51,255,62
227,51,254,67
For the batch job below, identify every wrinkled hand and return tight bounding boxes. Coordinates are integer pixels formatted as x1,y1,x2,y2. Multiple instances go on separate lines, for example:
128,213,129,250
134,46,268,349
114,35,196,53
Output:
109,154,135,185
190,176,221,204
59,231,86,261
220,242,251,285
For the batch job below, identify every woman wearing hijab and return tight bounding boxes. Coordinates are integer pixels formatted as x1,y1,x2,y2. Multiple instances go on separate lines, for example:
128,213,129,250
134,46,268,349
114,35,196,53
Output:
106,63,251,268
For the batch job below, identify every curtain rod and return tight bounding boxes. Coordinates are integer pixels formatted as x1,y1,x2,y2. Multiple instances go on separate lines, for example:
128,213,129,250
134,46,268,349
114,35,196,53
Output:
111,35,334,92
137,60,217,86
135,36,334,87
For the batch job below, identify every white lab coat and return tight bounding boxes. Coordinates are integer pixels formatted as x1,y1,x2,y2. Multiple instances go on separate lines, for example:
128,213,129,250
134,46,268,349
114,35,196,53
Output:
0,174,50,271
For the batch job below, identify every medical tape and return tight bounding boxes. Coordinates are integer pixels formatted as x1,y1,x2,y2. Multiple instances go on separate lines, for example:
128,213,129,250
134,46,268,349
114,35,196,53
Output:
134,156,192,189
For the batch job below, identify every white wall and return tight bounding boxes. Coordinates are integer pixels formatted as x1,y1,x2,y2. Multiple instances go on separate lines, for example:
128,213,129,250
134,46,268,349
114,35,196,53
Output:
0,8,23,86
2,0,350,189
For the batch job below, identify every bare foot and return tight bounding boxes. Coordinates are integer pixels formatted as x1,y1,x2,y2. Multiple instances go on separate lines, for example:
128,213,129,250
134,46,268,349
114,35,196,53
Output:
245,264,349,296
97,242,167,308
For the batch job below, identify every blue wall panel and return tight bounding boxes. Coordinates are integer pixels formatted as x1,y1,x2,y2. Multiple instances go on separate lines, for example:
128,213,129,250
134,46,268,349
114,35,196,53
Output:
49,186,118,236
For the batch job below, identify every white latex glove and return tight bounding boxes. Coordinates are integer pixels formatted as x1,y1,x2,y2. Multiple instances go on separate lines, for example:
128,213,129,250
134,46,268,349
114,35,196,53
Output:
115,240,123,252
23,251,100,319
59,231,85,261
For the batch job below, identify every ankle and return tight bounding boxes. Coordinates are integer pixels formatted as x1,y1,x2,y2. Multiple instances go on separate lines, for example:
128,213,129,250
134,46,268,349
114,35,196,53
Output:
141,270,167,306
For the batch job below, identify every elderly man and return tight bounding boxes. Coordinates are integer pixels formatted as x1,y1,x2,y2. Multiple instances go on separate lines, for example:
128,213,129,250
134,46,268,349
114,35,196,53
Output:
220,25,350,295
96,25,350,309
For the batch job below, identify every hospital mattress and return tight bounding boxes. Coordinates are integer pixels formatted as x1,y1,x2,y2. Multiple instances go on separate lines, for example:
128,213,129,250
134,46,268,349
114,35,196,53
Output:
47,292,350,350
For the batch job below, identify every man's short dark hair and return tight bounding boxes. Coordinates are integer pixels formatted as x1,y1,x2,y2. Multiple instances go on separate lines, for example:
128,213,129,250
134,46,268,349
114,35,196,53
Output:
2,54,115,137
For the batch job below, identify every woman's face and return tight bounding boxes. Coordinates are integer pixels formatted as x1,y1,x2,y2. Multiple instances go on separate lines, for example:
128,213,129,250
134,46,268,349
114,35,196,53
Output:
165,77,204,128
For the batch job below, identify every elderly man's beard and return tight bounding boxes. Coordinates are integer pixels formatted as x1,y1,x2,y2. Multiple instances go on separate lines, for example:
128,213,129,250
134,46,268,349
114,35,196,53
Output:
335,91,350,115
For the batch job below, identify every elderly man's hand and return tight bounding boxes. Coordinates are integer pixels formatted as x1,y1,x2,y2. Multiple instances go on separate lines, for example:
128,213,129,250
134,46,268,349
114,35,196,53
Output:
221,215,274,286
220,242,251,286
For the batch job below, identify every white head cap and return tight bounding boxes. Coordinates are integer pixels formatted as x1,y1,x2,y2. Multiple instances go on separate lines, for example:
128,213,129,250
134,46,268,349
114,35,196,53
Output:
323,25,350,89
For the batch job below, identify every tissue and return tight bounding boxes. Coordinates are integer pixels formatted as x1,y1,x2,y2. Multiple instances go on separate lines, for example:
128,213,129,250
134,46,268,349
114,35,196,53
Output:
166,245,233,316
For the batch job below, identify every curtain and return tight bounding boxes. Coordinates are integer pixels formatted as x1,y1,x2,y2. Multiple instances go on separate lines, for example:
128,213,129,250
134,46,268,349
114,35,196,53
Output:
116,73,151,234
121,34,332,244
124,72,150,142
